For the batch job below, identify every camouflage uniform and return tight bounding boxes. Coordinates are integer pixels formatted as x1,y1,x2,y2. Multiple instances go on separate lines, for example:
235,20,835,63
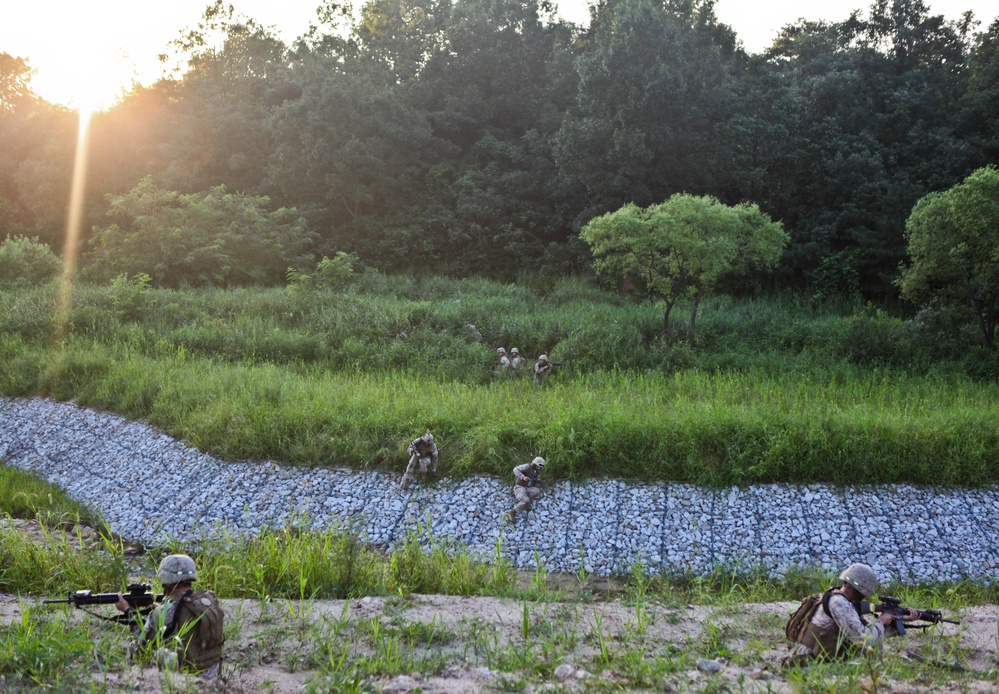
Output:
121,555,223,679
127,594,222,679
497,348,511,370
509,458,544,521
401,435,439,489
510,348,524,373
533,356,551,386
789,589,886,664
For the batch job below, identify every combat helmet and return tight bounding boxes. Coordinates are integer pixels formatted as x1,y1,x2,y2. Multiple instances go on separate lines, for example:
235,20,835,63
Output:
422,431,434,444
158,554,198,585
538,354,548,362
497,347,507,354
839,562,877,597
532,456,546,468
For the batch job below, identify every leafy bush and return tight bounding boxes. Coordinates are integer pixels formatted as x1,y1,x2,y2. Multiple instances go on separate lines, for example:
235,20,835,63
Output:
85,177,315,287
0,235,60,288
288,252,359,290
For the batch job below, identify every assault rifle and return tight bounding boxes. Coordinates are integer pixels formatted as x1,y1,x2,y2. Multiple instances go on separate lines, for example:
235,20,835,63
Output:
525,469,543,488
44,583,163,625
861,596,959,636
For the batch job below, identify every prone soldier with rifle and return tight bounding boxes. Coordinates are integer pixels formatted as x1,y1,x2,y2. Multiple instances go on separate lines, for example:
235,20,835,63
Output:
784,562,958,667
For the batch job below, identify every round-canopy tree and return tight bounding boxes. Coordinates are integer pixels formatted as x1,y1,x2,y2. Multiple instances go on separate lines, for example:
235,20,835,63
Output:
898,166,999,351
580,193,787,343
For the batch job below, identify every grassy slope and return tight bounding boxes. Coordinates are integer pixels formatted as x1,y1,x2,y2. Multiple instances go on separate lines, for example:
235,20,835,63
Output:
1,276,997,485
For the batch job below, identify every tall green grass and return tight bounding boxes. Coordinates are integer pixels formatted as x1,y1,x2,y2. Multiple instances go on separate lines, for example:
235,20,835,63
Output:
2,277,998,485
2,338,995,485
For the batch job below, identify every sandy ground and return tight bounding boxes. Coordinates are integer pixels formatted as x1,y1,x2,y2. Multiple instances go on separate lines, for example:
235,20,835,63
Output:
3,589,997,693
2,519,998,692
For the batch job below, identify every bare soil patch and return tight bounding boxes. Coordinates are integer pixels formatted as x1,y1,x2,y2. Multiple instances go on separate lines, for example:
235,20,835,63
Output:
4,590,998,693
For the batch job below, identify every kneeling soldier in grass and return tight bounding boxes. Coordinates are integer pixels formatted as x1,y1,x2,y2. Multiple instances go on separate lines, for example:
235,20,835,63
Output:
116,554,224,680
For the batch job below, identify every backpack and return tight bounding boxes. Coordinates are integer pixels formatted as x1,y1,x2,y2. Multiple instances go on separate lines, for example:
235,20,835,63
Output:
169,589,225,672
785,588,842,643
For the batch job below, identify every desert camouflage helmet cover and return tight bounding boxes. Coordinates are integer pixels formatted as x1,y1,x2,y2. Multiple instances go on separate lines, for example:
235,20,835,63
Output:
538,354,548,362
422,431,434,443
511,348,519,354
158,554,198,584
839,562,877,597
497,347,506,354
532,456,546,468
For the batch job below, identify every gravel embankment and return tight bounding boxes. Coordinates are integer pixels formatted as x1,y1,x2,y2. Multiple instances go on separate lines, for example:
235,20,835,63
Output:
2,397,996,582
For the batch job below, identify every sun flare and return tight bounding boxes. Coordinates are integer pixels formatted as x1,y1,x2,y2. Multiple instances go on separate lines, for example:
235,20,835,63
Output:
34,47,137,112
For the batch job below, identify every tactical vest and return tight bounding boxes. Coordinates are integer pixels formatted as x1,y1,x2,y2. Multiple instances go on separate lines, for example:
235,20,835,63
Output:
787,588,864,660
167,589,225,672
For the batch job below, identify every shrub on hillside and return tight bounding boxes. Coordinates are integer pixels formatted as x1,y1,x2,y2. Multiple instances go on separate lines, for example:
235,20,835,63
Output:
0,236,60,288
84,177,315,287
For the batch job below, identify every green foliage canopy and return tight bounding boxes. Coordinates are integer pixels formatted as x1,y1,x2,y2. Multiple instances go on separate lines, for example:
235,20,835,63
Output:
580,194,787,342
0,235,60,288
898,166,999,350
85,177,314,287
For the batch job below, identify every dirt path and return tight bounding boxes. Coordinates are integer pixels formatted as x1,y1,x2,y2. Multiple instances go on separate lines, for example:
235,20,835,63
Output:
5,590,997,693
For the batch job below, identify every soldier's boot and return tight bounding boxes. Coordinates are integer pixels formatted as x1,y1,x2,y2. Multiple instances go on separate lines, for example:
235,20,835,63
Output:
506,511,516,523
401,476,411,491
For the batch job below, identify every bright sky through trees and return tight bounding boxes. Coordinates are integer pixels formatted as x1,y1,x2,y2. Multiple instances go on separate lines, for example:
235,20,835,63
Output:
2,0,996,109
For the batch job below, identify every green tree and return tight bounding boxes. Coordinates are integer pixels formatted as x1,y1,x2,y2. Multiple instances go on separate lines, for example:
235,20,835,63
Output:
554,0,741,225
85,177,314,287
0,53,35,115
580,194,787,343
0,235,60,287
898,166,999,350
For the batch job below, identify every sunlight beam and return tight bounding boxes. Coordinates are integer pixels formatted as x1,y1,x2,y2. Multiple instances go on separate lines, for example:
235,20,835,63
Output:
53,106,93,345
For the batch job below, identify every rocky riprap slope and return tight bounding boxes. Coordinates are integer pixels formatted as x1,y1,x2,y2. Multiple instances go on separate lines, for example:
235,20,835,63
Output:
2,397,996,582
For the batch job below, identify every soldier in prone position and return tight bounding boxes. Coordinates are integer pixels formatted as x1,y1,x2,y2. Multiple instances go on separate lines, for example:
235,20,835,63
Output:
507,456,545,522
400,431,439,489
115,554,224,679
784,562,918,667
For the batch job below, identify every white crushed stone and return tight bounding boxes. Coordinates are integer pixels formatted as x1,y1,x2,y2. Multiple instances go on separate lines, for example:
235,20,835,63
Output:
1,397,995,582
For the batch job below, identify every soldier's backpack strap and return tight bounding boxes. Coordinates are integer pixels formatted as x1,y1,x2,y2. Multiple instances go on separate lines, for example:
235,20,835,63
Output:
163,589,193,640
822,587,864,620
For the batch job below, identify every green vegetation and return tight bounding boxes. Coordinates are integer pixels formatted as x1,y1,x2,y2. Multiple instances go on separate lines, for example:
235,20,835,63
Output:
899,166,999,351
580,194,787,343
0,466,102,528
0,236,60,289
2,276,998,485
1,475,995,691
86,177,315,287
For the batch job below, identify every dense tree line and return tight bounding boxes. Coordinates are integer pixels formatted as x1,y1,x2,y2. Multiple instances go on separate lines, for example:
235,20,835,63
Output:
1,0,997,297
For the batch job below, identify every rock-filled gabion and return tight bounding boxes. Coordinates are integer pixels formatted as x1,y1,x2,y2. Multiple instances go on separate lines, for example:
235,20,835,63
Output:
1,397,996,582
